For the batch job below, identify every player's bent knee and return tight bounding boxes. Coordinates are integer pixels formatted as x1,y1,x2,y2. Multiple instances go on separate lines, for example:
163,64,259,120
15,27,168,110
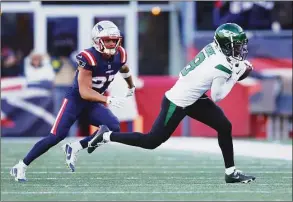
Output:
50,131,67,142
46,133,65,146
217,119,232,134
141,134,163,149
142,142,161,150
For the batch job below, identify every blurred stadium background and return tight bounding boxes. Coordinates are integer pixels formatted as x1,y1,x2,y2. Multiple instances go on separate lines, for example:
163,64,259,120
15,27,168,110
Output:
1,1,292,201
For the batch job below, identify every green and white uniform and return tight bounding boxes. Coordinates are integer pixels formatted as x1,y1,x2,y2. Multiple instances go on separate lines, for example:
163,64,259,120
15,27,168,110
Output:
165,42,233,107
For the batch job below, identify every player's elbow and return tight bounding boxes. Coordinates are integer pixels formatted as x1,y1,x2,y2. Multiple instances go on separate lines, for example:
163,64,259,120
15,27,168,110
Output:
80,88,90,100
211,91,222,103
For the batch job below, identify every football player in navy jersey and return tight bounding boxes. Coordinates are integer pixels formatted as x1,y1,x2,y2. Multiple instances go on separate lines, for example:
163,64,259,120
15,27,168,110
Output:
10,21,135,182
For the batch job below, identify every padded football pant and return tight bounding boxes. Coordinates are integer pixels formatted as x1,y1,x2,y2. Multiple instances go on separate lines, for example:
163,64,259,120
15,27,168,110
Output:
23,93,120,166
110,95,234,168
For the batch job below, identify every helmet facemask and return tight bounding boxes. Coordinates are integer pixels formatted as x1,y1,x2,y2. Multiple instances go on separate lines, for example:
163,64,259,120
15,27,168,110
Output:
230,39,248,61
93,36,122,56
221,39,248,61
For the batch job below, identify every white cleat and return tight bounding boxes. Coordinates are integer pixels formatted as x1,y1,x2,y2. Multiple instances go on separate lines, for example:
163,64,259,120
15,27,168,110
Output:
62,143,78,172
10,160,27,182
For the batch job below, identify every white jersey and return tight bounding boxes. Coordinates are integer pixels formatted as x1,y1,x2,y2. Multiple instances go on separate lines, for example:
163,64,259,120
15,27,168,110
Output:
165,42,233,107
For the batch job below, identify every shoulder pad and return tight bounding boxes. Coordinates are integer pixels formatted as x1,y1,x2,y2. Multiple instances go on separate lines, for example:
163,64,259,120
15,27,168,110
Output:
76,50,97,66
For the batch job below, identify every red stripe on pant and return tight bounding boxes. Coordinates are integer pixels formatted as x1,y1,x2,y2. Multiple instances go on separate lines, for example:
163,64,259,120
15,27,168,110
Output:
50,98,68,135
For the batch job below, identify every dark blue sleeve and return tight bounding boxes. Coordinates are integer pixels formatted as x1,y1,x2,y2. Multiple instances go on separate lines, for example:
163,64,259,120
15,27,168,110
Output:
76,52,93,71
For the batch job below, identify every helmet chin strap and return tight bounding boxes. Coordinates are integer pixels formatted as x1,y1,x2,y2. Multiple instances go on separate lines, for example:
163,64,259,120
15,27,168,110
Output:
103,48,116,55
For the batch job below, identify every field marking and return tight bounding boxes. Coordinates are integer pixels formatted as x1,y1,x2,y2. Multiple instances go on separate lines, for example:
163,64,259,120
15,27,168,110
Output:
2,165,292,169
158,138,292,161
2,137,292,162
2,176,292,180
1,171,292,174
1,190,291,194
2,183,291,187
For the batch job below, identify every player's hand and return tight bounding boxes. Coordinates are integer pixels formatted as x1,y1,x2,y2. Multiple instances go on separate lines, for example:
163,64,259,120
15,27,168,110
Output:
126,86,135,97
231,62,247,81
243,60,253,70
106,96,127,108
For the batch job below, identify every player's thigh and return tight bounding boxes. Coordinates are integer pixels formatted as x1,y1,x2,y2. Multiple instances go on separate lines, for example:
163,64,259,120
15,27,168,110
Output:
88,102,120,131
185,97,230,131
149,96,186,142
51,95,86,138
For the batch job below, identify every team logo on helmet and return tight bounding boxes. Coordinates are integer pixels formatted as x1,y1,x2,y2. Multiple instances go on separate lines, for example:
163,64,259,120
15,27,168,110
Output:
97,25,104,32
219,29,238,37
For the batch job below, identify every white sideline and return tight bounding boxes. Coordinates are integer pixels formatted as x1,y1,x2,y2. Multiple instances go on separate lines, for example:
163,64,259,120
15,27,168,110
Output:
1,190,290,194
157,137,292,161
2,137,292,161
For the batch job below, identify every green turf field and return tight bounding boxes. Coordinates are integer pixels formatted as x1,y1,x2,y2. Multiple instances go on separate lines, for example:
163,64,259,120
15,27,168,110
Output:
1,138,292,201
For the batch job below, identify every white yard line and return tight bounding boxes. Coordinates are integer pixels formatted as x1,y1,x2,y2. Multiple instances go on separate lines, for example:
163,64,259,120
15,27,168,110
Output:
1,171,292,174
2,166,291,169
2,176,292,180
1,183,291,187
1,190,290,194
157,137,292,161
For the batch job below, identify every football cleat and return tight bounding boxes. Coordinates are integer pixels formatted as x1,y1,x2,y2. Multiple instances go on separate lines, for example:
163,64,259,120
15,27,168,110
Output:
87,125,110,154
225,169,256,183
62,143,78,172
10,160,27,182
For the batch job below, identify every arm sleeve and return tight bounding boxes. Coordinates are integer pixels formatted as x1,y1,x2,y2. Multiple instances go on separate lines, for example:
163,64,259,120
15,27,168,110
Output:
210,63,237,102
211,76,238,102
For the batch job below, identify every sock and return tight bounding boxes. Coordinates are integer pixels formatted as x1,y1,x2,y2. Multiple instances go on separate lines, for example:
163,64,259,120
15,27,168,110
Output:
19,160,28,168
79,136,94,149
104,131,112,142
225,166,236,175
23,134,61,166
71,141,83,151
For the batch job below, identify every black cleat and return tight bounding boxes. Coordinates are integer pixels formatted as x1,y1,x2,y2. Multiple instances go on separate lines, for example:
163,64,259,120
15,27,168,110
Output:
225,169,256,183
87,125,110,154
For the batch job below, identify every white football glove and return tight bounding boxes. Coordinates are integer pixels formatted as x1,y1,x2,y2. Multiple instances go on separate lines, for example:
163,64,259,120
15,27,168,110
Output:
126,86,135,97
231,62,247,82
106,96,127,108
244,60,253,70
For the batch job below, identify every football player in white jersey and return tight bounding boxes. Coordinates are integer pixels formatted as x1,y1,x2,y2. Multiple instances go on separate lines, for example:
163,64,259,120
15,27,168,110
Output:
87,23,255,183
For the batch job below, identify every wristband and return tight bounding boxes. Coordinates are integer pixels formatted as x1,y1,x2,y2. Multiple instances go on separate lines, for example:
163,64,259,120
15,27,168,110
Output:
120,71,131,78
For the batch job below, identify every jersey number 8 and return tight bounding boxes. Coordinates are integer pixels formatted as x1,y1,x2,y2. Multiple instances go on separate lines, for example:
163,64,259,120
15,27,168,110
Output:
181,45,216,76
181,52,206,76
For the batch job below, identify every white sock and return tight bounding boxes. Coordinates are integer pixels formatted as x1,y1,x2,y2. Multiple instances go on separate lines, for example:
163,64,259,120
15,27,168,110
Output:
71,141,83,151
103,131,112,142
225,166,236,175
19,160,28,168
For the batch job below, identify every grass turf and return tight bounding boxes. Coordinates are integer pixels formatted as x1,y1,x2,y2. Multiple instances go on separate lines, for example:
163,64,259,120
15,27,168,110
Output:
1,138,292,201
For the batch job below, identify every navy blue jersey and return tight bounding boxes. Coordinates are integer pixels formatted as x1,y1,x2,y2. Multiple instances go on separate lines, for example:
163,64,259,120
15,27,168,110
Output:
70,46,127,96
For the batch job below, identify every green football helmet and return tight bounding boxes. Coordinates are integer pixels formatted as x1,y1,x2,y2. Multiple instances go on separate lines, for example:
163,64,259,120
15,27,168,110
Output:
214,23,248,61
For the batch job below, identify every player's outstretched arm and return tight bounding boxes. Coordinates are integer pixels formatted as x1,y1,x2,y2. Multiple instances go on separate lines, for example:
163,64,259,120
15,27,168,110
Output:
120,65,135,89
120,65,136,97
78,67,108,103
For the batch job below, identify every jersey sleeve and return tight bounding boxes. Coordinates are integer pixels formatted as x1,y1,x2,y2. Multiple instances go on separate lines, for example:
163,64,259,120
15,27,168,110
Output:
117,46,127,66
213,63,233,80
75,50,97,71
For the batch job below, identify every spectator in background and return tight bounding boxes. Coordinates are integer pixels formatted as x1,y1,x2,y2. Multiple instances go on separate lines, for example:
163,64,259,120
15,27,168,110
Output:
272,1,292,30
1,46,22,77
24,51,55,83
213,1,281,31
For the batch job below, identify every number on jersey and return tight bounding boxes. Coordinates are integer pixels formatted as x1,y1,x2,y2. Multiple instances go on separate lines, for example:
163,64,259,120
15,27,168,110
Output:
92,75,115,89
181,44,216,76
